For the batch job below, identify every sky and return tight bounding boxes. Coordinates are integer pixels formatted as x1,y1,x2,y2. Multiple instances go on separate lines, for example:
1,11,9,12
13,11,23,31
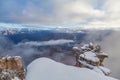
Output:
0,0,120,29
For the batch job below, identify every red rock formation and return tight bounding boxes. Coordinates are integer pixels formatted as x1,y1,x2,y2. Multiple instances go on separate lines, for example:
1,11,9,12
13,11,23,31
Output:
0,56,26,80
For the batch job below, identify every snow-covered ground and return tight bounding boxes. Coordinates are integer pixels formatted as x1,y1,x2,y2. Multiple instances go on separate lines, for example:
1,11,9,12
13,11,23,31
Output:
26,58,118,80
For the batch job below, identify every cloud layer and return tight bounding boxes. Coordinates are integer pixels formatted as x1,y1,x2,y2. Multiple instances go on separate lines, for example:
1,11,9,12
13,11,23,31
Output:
0,0,120,28
82,30,120,79
0,30,120,79
17,39,74,46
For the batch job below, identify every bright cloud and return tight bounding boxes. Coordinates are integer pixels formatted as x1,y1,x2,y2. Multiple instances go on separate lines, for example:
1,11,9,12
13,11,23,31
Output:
82,0,120,29
0,0,120,28
17,39,74,46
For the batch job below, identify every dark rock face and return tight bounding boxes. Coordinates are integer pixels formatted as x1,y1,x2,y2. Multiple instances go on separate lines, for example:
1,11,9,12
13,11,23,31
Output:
0,56,26,80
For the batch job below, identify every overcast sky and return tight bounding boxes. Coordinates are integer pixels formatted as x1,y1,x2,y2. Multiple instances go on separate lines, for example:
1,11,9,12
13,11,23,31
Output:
0,0,120,28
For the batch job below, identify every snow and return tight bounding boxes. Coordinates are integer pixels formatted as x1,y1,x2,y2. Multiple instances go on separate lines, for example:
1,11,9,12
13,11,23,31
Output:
93,67,111,76
73,46,81,51
78,60,94,69
26,58,118,80
12,77,20,80
7,56,12,60
81,44,90,50
80,51,99,62
14,56,21,60
0,69,21,80
97,52,108,57
73,46,79,50
0,56,21,61
99,66,111,75
89,42,93,46
93,67,105,75
73,43,112,76
78,60,111,76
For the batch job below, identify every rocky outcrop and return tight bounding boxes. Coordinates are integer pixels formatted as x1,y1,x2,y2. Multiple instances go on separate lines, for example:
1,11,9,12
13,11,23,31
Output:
0,56,26,80
73,43,110,76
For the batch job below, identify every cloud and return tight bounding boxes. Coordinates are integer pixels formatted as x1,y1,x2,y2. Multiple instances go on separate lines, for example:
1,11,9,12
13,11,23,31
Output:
0,33,40,66
0,30,120,79
83,30,120,79
98,31,120,79
0,0,107,24
0,0,120,29
17,39,74,46
0,33,13,49
82,0,120,29
56,0,106,24
0,34,74,66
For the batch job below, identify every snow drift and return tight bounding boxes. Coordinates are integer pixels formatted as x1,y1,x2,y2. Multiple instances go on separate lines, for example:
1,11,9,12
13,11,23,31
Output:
26,58,118,80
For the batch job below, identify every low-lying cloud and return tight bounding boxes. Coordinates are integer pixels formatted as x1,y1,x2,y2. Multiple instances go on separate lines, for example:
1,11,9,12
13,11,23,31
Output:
17,39,74,47
0,30,120,79
0,33,75,66
99,31,120,79
83,30,120,79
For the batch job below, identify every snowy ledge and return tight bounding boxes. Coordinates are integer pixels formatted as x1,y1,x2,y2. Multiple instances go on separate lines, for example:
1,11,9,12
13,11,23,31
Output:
78,60,111,76
26,58,118,80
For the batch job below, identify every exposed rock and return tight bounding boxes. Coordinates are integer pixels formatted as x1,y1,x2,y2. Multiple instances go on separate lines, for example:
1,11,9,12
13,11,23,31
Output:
73,43,110,76
0,56,26,80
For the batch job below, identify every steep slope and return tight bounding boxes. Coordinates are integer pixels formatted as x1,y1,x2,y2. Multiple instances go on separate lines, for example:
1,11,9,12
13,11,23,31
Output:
26,58,118,80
